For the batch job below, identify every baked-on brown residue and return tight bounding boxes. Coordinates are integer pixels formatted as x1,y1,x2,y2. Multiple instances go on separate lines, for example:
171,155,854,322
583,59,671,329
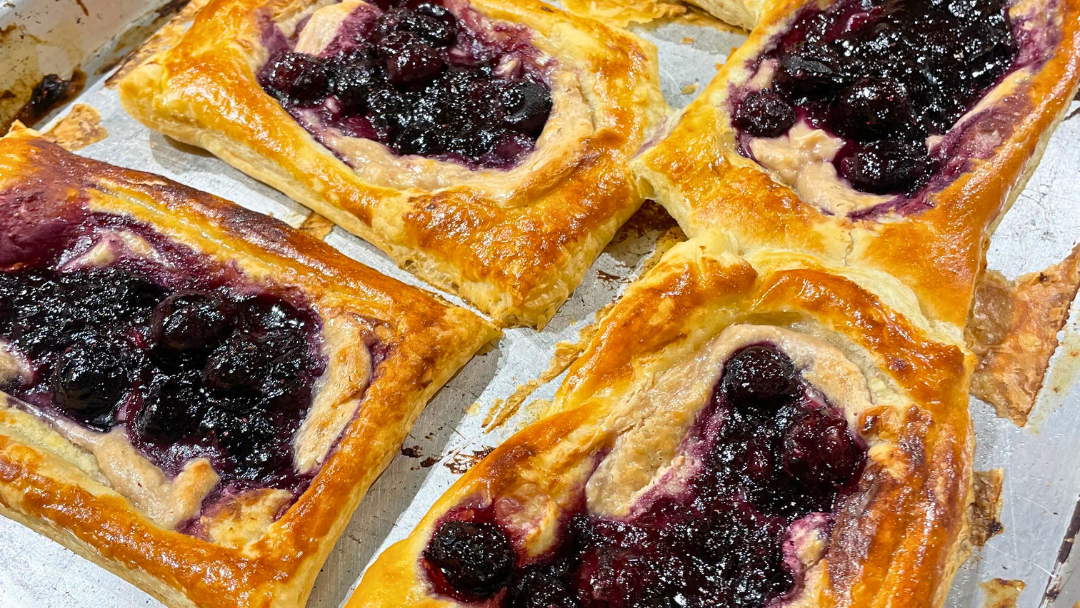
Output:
14,71,86,128
42,104,108,151
966,244,1080,425
971,469,1005,547
979,579,1025,608
443,448,495,475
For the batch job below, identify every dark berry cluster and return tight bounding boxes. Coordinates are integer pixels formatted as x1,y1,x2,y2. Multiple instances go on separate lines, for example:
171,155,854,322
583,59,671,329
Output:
259,0,553,168
421,345,866,608
735,0,1019,196
0,228,325,489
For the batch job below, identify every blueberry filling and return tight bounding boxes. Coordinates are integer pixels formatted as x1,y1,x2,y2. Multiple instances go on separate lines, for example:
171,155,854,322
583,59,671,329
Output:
734,0,1020,197
422,345,867,607
258,0,553,169
0,215,327,494
425,519,517,599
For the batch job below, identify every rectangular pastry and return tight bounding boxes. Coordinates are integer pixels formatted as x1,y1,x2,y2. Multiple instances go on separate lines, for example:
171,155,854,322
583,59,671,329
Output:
0,126,498,608
117,0,667,327
346,229,975,608
634,0,1080,329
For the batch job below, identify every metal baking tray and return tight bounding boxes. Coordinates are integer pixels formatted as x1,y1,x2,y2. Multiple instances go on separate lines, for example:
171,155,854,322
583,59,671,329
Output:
0,1,1078,607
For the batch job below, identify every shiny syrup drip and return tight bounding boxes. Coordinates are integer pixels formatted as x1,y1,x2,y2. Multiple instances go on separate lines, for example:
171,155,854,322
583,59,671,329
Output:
733,0,1019,196
258,0,553,169
0,204,326,495
421,345,867,608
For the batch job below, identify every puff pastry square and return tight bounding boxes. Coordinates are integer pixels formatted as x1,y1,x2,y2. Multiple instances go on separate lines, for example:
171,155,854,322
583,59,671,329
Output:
117,0,667,327
0,127,498,608
347,229,975,608
634,0,1080,330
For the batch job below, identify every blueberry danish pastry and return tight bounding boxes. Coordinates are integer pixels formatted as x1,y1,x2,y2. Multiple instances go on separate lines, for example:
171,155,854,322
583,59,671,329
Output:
348,229,974,608
118,0,666,327
634,0,1080,328
0,127,497,608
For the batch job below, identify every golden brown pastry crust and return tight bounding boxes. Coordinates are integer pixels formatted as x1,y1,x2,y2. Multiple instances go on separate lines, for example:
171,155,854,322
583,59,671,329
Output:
560,0,691,27
116,0,667,328
346,230,975,608
0,127,499,608
632,0,1080,330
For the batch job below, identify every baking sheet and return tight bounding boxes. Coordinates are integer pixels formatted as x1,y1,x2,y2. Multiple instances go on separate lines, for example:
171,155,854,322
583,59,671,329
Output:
1,2,1079,608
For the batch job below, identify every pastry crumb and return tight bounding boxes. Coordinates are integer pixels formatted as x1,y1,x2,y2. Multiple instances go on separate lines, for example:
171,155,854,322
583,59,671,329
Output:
43,103,107,151
971,469,1005,547
682,83,700,95
299,212,336,240
978,579,1024,608
966,244,1080,426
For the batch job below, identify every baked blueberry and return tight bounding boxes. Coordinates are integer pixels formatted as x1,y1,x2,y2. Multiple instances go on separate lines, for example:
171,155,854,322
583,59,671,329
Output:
393,122,447,155
133,372,208,443
500,80,553,135
488,129,535,166
721,345,798,412
734,90,796,139
413,3,457,30
507,564,580,608
199,405,286,479
333,61,382,112
150,291,231,354
202,334,271,394
262,52,332,104
378,31,445,84
784,410,862,487
424,520,516,599
830,77,916,142
404,8,458,46
51,333,130,428
840,140,934,194
0,272,17,331
773,50,851,100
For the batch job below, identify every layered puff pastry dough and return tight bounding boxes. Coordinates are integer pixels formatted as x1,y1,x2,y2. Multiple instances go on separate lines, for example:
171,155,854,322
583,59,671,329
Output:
633,0,1080,331
347,229,975,608
0,127,498,608
117,0,667,328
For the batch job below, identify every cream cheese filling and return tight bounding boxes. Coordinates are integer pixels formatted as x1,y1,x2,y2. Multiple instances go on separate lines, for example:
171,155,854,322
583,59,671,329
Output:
582,324,878,590
0,345,26,386
285,1,596,202
749,122,893,216
59,423,221,529
586,324,876,518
